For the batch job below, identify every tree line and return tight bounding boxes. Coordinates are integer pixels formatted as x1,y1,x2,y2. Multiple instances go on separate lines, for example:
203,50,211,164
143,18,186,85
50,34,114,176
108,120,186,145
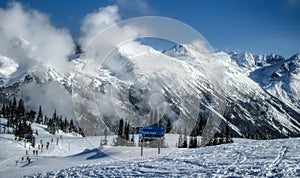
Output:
177,109,233,148
0,97,84,143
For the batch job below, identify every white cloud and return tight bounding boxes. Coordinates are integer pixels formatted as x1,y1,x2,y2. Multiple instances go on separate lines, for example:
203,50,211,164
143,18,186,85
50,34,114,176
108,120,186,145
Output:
79,5,121,48
18,81,75,120
0,2,75,74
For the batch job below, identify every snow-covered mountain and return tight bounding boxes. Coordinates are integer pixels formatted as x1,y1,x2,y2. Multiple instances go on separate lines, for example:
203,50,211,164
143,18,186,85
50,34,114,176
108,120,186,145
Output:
0,42,300,139
228,52,285,70
226,50,300,114
250,54,300,112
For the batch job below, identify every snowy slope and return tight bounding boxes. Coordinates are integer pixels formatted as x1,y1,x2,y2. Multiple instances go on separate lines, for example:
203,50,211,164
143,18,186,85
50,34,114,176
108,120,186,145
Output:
23,138,300,178
0,119,84,177
250,54,300,112
0,119,299,178
162,46,300,137
4,138,300,177
227,51,300,113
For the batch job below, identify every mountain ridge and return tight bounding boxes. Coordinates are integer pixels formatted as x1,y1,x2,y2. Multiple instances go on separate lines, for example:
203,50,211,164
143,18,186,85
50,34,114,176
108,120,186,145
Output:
0,43,299,138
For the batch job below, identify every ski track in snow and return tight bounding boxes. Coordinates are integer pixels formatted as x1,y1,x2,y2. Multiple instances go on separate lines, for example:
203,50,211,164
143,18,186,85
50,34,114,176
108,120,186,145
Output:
24,138,300,178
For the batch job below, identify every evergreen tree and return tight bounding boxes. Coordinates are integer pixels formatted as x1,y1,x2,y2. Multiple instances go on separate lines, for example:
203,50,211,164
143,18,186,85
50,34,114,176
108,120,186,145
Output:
213,134,218,145
37,106,43,124
47,118,54,134
189,136,197,148
27,110,36,123
191,111,207,136
182,128,188,148
51,110,59,134
11,98,17,128
1,103,5,116
44,115,48,125
69,120,75,133
17,99,25,120
218,133,224,144
59,116,63,131
4,105,9,118
206,138,214,146
166,118,172,133
124,121,130,141
118,118,124,139
158,118,162,126
64,117,69,132
78,127,85,137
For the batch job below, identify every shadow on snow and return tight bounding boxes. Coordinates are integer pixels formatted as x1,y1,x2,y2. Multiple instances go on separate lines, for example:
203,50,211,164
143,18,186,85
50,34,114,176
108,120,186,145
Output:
69,148,109,160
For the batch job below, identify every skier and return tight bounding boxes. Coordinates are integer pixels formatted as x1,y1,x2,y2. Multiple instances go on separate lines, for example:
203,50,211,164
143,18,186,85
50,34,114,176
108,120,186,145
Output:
33,150,35,155
36,150,38,156
15,160,18,166
21,157,24,162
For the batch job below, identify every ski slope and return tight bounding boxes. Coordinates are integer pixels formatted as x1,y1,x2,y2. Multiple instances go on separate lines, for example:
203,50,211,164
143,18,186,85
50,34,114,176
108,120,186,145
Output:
0,121,299,177
26,138,300,178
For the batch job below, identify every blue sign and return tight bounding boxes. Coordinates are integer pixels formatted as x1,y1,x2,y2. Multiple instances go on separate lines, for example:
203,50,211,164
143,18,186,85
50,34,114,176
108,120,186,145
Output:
139,126,164,139
24,134,32,138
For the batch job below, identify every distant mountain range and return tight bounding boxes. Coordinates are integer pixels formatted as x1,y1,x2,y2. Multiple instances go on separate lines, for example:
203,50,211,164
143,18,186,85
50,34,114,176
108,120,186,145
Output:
0,38,299,138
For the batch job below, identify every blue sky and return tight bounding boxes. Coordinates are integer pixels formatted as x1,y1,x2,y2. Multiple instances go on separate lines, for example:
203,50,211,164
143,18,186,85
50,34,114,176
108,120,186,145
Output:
0,0,299,57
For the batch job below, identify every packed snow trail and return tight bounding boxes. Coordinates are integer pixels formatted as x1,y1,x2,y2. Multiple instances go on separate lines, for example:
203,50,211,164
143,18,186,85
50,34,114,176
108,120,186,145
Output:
24,138,300,178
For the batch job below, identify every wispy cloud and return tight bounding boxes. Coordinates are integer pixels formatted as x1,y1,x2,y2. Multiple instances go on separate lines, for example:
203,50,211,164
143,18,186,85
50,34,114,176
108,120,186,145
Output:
0,2,75,74
79,4,152,52
79,5,121,48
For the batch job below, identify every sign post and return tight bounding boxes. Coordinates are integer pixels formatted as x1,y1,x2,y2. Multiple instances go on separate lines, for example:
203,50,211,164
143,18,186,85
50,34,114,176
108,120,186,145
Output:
141,139,144,156
158,138,161,155
139,126,164,156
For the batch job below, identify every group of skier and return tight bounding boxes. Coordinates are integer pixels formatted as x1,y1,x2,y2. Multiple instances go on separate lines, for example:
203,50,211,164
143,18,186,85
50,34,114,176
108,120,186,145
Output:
16,137,59,166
